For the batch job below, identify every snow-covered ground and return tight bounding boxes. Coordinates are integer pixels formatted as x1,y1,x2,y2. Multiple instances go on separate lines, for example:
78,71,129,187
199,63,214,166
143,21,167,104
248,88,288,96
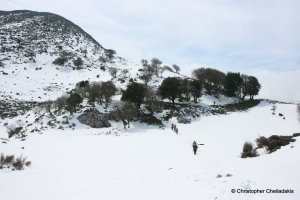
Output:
1,102,299,200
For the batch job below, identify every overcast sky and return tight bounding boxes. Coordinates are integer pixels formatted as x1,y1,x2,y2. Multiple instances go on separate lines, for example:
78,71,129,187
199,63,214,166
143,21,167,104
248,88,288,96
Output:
2,0,300,102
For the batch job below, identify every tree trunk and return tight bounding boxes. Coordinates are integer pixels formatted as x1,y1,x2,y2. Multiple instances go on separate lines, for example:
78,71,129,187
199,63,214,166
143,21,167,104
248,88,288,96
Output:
241,93,246,100
122,119,127,129
171,98,175,107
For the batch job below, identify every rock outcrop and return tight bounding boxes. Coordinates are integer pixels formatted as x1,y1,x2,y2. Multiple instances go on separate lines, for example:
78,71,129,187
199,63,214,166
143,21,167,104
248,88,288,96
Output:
77,109,111,128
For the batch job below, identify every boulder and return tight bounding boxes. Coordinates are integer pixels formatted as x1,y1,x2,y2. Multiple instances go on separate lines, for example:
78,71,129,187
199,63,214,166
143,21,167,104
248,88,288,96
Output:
77,108,111,128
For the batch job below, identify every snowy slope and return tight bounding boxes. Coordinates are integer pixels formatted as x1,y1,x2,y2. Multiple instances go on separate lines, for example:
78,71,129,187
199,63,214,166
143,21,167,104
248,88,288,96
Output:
1,10,300,200
1,102,299,200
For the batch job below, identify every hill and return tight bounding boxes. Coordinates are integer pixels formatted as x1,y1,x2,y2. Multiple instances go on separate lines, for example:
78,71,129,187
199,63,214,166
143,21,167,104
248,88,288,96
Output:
0,10,299,200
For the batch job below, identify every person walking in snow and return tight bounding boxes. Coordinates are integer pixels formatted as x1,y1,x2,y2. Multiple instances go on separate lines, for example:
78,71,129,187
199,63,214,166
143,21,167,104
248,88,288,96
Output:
193,141,198,155
174,125,176,132
175,128,178,134
171,124,174,130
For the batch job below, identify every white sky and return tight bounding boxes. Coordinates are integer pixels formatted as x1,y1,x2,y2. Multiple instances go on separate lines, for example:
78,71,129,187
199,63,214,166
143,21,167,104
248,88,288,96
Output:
1,0,300,102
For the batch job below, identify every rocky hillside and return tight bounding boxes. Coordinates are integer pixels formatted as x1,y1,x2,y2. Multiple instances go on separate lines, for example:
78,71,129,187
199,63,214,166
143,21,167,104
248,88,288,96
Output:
0,10,133,101
0,10,103,61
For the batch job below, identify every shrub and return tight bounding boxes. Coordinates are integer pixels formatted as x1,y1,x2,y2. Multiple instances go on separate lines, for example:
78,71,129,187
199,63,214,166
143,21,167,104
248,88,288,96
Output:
52,56,68,66
241,142,258,158
7,123,23,138
73,57,83,67
266,140,279,153
13,155,27,170
255,136,269,148
255,135,295,154
0,153,5,169
5,155,15,164
0,154,30,170
25,161,31,167
54,94,68,111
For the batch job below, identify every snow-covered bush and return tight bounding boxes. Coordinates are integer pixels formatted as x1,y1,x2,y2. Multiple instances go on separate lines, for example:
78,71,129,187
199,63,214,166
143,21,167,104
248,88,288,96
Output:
0,153,31,170
255,135,296,154
52,56,68,66
241,142,258,158
255,136,269,149
6,120,24,138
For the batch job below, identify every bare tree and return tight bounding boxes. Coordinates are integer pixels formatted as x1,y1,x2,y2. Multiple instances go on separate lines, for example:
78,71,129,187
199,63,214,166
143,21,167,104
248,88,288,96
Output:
98,55,107,64
33,105,44,116
42,100,54,115
151,58,162,77
109,67,118,78
101,81,117,106
54,94,69,111
111,102,137,129
241,74,249,100
105,49,117,61
192,67,225,94
141,59,148,67
172,64,180,73
88,82,101,107
158,67,165,78
121,69,129,78
145,86,162,115
139,72,151,85
163,65,174,72
141,59,154,80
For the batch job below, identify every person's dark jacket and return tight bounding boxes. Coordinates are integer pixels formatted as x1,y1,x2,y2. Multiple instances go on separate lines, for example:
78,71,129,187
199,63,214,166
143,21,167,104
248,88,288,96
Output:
193,144,198,151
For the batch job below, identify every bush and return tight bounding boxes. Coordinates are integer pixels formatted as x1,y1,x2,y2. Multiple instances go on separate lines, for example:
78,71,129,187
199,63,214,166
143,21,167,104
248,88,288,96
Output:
241,142,258,158
73,57,83,67
255,136,269,148
5,155,15,164
0,153,31,170
13,155,28,170
6,122,23,138
0,153,5,169
52,56,68,66
255,135,296,153
266,140,278,153
54,94,68,111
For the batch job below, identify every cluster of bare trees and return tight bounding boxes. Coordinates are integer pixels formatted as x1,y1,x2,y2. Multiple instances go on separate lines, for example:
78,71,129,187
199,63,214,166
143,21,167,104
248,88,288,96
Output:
34,80,118,116
75,80,117,107
192,67,225,94
109,67,118,78
178,78,202,103
108,68,129,79
240,75,261,100
111,102,137,129
112,84,164,129
139,58,181,85
192,67,261,100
